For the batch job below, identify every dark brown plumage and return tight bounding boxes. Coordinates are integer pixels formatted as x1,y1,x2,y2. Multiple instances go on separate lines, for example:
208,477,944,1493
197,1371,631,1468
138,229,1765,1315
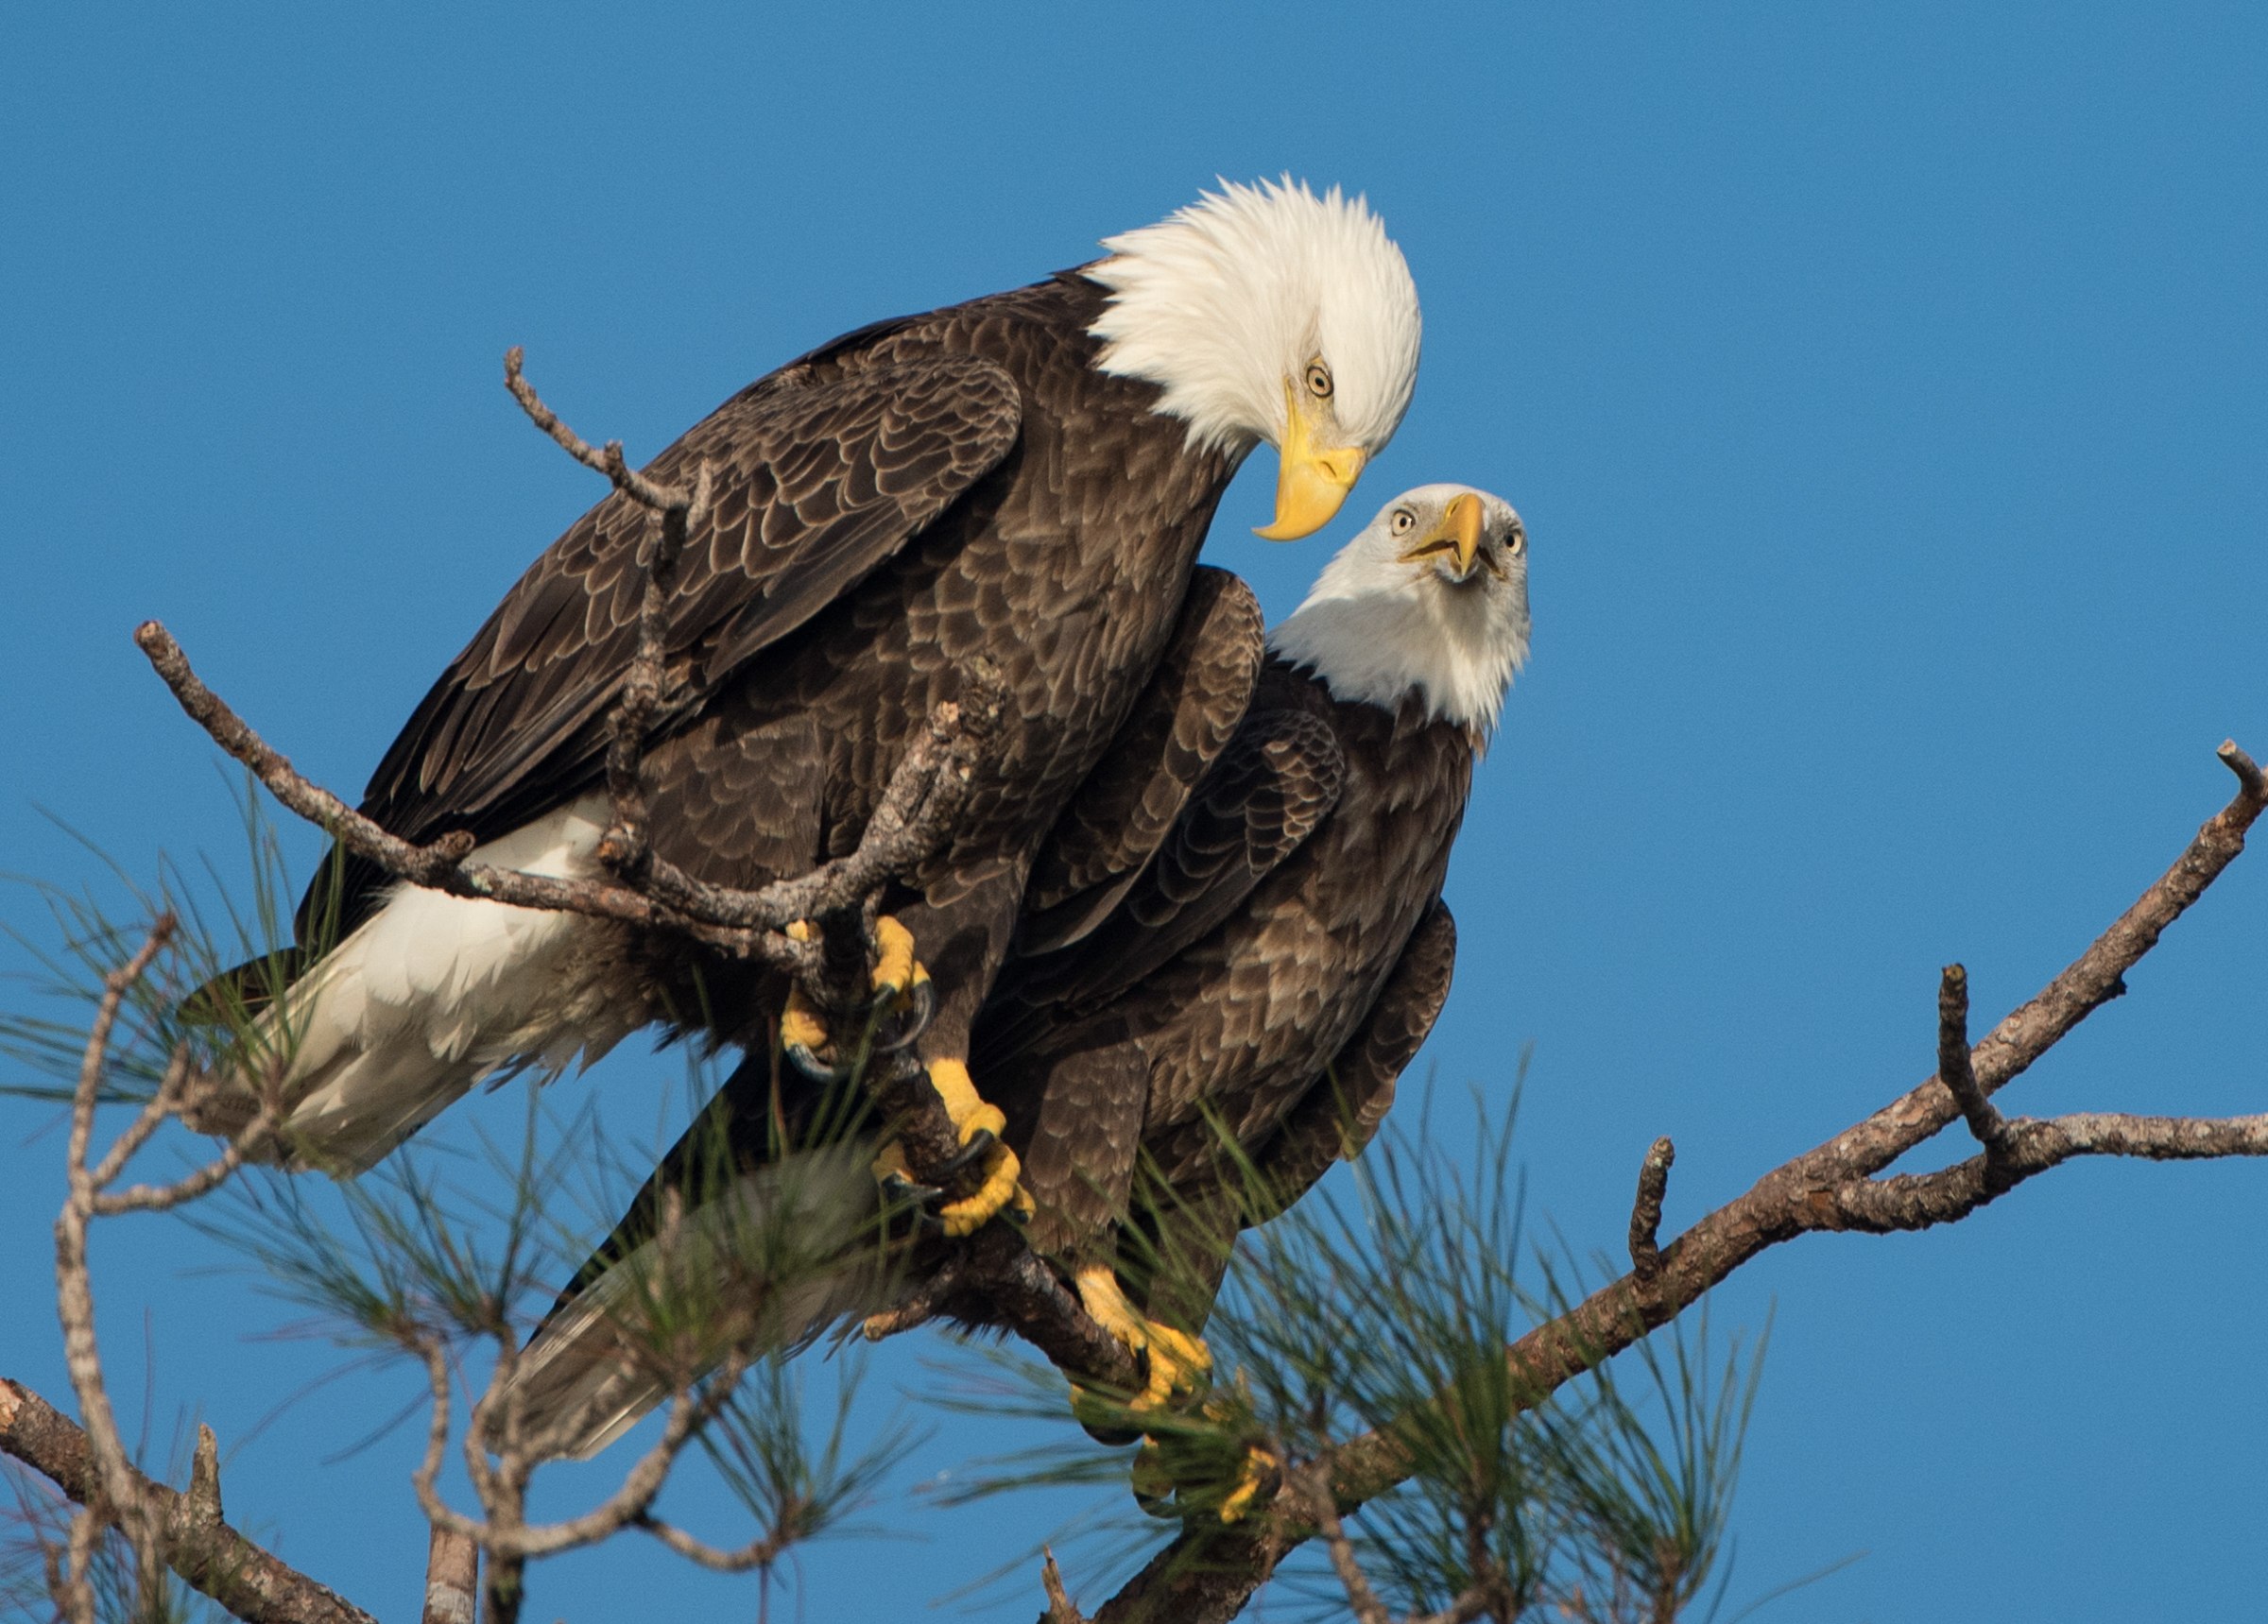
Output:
973,658,1476,1294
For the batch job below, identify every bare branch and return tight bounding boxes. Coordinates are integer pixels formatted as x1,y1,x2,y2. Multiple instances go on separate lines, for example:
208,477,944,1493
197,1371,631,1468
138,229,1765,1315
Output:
502,347,707,518
134,619,997,976
0,1380,376,1624
632,1513,794,1575
1626,1137,1675,1283
1088,741,2266,1624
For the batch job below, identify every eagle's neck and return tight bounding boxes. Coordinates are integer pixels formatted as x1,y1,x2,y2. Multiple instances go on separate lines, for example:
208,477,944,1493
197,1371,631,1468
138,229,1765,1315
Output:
1267,581,1523,737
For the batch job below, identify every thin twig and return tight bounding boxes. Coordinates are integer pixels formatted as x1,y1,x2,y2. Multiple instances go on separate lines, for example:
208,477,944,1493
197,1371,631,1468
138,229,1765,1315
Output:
1041,1547,1094,1624
1626,1137,1675,1283
1936,965,2014,1189
1297,1461,1391,1624
633,1513,794,1574
56,920,176,1612
502,347,707,518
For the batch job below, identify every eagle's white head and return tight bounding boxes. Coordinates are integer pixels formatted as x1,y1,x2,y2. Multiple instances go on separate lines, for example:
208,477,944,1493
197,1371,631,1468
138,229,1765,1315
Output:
1087,178,1422,540
1268,484,1531,736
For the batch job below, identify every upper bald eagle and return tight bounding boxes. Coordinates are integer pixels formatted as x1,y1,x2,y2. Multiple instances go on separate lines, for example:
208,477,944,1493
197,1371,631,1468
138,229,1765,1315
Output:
971,484,1530,1386
189,179,1423,1187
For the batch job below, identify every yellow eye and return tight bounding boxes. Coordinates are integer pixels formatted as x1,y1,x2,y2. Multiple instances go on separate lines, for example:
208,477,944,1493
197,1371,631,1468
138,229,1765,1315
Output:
1505,523,1526,556
1304,360,1333,400
1390,508,1416,535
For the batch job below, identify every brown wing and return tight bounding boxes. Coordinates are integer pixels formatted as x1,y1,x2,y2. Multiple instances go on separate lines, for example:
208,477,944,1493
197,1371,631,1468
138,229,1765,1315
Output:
1018,566,1264,953
974,703,1342,1072
1236,896,1456,1217
362,352,1022,846
1037,706,1344,1015
1127,899,1457,1332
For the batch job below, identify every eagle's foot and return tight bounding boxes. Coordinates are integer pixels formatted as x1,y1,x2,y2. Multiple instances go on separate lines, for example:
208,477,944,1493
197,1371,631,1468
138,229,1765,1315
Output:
780,915,936,1080
868,1059,1032,1239
1214,1443,1280,1523
1075,1266,1213,1411
1127,1424,1278,1524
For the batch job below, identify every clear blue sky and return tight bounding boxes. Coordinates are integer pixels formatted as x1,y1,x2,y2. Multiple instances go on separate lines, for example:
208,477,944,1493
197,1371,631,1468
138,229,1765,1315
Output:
5,3,2263,1618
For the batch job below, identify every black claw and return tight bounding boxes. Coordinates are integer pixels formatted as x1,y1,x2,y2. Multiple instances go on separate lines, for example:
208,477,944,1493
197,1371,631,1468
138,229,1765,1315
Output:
877,1171,947,1233
784,1042,851,1085
874,978,936,1054
930,1126,997,1184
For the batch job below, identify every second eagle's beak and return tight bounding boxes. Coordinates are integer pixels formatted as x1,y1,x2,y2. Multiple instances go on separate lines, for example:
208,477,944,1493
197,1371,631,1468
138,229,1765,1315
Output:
1402,491,1490,578
1444,490,1485,577
1255,382,1366,540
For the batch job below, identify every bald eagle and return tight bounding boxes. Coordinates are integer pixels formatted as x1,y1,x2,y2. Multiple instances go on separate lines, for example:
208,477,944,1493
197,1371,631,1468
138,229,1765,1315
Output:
504,487,1526,1455
190,181,1422,1205
971,484,1529,1392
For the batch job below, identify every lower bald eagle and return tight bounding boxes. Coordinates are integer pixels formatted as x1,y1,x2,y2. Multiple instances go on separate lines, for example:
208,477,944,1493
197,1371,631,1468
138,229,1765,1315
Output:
505,487,1526,1454
186,180,1422,1228
971,483,1530,1392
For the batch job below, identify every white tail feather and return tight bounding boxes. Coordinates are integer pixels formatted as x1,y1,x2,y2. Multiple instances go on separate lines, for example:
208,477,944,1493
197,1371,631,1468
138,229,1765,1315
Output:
229,795,652,1171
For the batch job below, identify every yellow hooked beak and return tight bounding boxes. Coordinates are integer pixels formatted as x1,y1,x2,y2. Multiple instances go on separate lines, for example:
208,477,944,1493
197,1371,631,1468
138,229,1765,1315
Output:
1403,491,1489,578
1254,380,1367,540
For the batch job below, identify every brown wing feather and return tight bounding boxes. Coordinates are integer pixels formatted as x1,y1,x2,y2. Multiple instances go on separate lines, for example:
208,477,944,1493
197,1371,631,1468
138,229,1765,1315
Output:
1019,566,1264,952
1128,898,1457,1331
1239,896,1456,1214
973,704,1343,1074
362,354,1022,846
1035,706,1344,1016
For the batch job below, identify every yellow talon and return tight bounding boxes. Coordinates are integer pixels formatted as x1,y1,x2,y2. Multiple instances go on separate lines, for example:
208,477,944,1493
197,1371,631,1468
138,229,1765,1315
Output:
868,1059,1027,1238
930,1059,1023,1236
1076,1266,1213,1410
777,916,931,1060
780,988,830,1054
1216,1445,1279,1523
872,915,919,999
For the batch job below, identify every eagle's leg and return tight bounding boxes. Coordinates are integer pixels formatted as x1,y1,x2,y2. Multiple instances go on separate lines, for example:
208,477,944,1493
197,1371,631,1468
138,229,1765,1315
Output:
1074,1265,1212,1410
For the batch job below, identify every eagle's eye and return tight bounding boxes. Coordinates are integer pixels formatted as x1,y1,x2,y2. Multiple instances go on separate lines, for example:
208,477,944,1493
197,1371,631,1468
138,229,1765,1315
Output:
1304,360,1333,400
1390,508,1416,536
1505,523,1526,556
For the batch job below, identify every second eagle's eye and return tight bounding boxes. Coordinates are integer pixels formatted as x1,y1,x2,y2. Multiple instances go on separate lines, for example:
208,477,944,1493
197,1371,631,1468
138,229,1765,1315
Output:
1390,509,1416,535
1304,362,1333,399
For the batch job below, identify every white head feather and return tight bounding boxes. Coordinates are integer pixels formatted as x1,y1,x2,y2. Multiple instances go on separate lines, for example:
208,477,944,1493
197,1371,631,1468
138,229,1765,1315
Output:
1086,178,1422,457
1268,484,1532,735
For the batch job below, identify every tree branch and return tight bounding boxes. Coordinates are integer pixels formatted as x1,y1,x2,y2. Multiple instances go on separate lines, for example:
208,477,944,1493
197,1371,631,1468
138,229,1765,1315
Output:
1087,740,2265,1624
0,1380,375,1624
134,619,992,980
